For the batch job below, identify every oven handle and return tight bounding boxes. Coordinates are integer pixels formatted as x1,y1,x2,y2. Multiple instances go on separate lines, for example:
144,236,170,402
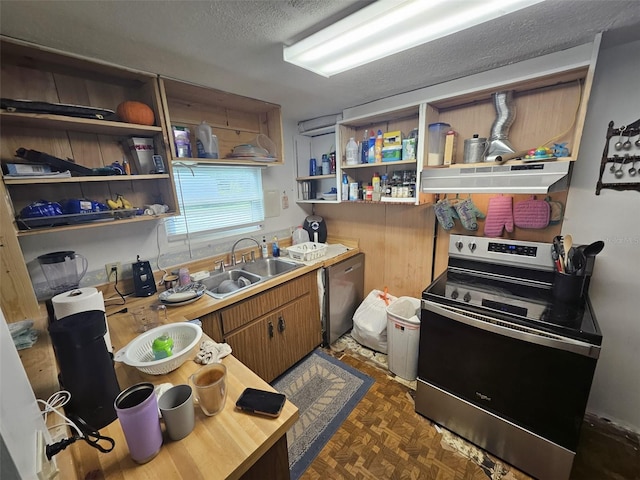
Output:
422,300,600,359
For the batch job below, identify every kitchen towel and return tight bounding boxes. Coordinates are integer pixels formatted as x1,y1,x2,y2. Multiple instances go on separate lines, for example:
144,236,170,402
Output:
484,196,514,237
51,287,112,352
195,339,232,365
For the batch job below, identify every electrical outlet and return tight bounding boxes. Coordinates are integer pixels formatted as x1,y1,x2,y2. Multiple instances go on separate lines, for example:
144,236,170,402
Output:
36,430,59,480
105,262,122,282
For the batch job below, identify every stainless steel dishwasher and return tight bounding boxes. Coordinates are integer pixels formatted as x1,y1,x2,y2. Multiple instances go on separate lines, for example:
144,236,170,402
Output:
323,253,364,346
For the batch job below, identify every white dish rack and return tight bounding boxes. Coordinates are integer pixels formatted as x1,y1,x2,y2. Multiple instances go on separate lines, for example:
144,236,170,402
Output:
287,242,327,261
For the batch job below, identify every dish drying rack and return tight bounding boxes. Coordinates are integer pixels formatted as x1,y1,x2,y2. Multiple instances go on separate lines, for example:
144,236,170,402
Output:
287,242,327,261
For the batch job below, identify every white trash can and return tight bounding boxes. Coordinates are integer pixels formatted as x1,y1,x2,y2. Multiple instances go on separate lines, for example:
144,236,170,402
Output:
386,296,421,381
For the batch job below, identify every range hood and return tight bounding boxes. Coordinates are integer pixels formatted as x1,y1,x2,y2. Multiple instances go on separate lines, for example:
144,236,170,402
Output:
421,161,572,194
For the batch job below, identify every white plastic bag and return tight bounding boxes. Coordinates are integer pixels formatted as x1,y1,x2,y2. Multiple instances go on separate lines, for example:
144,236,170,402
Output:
351,289,397,353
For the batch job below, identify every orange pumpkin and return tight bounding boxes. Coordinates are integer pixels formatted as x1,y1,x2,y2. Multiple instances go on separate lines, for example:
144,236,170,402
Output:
116,101,155,126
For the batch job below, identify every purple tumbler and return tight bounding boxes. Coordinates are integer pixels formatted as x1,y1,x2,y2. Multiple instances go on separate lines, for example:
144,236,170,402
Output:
114,383,163,464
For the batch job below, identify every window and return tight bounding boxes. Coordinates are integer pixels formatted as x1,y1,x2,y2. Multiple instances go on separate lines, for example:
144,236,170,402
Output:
166,164,264,241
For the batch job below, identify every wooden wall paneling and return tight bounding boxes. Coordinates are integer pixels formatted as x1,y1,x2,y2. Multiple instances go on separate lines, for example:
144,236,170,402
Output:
0,126,74,160
67,131,105,168
315,203,380,295
315,203,436,298
383,203,436,297
0,182,40,322
0,64,58,102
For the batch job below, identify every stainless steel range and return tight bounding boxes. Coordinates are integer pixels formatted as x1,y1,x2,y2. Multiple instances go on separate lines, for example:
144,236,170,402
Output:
415,235,602,480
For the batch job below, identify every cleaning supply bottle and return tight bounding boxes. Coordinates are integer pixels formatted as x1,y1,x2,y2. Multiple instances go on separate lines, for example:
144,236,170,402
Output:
261,235,269,258
375,129,383,163
368,131,376,163
292,226,310,245
341,173,349,201
345,137,358,165
272,236,280,257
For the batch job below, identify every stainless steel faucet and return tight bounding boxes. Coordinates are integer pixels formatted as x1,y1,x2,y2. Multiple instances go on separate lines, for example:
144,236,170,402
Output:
230,238,260,265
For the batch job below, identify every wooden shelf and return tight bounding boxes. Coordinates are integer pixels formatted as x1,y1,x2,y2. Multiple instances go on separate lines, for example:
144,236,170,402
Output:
341,159,417,170
296,174,335,181
15,212,173,237
3,173,170,185
171,158,279,167
0,111,163,136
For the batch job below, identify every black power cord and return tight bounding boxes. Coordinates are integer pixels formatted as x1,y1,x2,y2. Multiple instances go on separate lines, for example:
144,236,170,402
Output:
45,414,115,460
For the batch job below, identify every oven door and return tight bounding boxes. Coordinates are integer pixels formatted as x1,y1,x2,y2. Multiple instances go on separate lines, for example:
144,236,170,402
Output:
418,300,599,452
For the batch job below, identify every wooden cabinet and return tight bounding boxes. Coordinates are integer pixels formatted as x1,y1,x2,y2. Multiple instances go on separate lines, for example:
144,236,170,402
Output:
424,68,591,166
215,272,321,382
158,77,284,166
0,36,179,237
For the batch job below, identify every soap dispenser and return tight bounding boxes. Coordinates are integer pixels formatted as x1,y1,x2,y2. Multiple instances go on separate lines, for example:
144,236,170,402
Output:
261,236,269,258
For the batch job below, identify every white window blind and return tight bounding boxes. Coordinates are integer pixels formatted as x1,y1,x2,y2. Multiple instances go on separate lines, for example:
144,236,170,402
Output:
166,164,264,240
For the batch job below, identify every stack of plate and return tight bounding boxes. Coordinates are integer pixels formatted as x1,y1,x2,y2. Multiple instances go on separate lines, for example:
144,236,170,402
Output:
158,283,206,307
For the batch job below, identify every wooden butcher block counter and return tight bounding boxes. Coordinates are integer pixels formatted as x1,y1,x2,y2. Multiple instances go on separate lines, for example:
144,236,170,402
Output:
24,309,298,480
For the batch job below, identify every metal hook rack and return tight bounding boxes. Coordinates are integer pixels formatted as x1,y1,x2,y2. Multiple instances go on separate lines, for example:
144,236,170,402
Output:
595,119,640,195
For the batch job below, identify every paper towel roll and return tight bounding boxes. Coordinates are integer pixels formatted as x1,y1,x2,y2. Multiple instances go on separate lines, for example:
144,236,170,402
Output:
52,288,113,352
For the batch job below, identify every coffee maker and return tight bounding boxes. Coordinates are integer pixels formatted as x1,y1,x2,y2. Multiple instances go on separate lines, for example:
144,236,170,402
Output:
48,310,120,429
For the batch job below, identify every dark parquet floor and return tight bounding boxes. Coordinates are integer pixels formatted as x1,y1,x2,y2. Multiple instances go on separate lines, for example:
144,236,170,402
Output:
301,348,640,480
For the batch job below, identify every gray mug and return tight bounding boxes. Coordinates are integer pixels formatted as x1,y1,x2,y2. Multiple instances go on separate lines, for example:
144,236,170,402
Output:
158,384,195,441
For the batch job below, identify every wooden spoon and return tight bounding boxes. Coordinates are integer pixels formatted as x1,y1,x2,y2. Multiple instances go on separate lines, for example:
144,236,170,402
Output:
563,234,573,270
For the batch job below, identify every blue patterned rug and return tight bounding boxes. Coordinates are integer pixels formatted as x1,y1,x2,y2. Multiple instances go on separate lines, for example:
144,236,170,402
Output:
272,349,374,479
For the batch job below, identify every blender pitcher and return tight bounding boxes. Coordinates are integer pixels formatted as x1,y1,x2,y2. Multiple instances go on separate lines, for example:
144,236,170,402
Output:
38,251,88,293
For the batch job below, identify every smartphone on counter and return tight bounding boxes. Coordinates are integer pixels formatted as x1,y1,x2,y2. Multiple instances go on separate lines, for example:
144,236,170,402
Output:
236,388,286,417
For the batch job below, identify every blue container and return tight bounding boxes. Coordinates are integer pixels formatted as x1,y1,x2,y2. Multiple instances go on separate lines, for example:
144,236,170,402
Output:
309,158,317,176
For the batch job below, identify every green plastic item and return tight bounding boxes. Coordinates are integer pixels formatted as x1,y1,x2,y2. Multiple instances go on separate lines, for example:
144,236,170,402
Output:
152,334,174,360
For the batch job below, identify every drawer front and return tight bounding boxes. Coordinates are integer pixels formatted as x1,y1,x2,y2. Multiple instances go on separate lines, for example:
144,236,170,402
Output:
221,272,316,333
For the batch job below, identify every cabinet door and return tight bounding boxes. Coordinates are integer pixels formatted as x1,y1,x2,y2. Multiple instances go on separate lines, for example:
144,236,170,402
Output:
273,295,322,378
224,315,278,382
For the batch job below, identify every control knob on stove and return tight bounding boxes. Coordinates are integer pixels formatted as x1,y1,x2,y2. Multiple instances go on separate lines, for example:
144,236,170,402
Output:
468,242,477,252
463,292,471,302
455,241,463,251
451,289,459,300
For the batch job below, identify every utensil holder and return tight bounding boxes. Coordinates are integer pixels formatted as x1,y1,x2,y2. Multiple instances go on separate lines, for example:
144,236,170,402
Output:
552,271,586,303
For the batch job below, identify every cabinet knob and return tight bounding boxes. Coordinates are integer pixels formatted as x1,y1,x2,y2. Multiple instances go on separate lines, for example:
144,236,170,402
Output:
278,316,286,333
268,321,274,338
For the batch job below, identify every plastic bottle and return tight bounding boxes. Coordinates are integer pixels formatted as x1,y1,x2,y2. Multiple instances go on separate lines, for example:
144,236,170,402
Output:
196,121,217,158
365,184,373,201
272,236,280,257
368,132,376,163
261,235,269,258
321,154,330,175
380,174,388,198
361,130,369,164
375,129,383,163
345,137,358,165
292,226,310,245
341,173,349,201
372,172,381,202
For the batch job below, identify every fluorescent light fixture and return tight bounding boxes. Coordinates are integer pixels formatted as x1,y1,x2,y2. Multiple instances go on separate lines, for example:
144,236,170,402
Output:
283,0,545,77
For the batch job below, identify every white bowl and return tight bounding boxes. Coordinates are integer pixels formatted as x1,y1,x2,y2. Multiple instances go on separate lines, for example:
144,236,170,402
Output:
114,322,202,375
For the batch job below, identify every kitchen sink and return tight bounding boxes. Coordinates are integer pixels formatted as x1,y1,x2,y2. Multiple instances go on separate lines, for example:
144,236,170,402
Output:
200,270,262,299
240,257,302,278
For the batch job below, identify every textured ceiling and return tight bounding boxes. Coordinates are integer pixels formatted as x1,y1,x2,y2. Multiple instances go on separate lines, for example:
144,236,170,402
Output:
1,0,640,123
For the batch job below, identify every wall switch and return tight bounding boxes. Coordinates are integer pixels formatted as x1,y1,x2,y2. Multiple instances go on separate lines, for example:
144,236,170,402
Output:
105,262,122,282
